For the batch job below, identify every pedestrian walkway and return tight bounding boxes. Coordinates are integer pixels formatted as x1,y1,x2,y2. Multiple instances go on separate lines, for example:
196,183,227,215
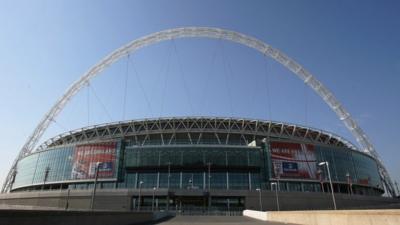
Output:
154,215,299,225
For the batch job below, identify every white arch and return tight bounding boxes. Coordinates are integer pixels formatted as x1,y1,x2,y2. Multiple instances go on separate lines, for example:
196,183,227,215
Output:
2,27,395,195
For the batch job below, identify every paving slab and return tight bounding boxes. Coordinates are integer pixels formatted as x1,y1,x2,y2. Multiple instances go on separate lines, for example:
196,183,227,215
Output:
154,215,299,225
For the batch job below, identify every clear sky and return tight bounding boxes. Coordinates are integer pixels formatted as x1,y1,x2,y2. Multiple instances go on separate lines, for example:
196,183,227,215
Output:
0,0,399,192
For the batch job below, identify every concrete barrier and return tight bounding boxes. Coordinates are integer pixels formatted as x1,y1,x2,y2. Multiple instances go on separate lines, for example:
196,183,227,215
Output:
0,209,173,225
243,210,269,221
244,209,400,225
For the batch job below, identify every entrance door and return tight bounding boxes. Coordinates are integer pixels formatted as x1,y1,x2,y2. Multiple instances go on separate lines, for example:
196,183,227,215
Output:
173,196,207,214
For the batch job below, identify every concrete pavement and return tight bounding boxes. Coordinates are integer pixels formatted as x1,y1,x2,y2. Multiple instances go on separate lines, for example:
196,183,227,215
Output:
154,215,299,225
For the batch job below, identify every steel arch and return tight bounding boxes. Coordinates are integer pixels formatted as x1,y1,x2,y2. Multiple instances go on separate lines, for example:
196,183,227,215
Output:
2,27,395,195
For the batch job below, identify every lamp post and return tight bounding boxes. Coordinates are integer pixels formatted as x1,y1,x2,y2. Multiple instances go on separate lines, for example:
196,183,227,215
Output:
207,162,212,190
167,162,171,189
152,187,156,211
90,162,101,210
346,172,353,195
65,188,71,210
271,182,280,211
207,162,212,211
42,166,50,190
138,181,144,211
255,188,262,211
317,169,325,193
318,161,337,210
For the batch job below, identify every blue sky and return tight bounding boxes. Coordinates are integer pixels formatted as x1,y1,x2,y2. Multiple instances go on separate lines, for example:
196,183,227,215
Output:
0,0,399,191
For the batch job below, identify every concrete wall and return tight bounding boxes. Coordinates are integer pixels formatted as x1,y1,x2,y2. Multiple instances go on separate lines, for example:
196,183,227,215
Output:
1,189,399,211
0,209,171,225
0,189,133,211
244,209,400,225
245,191,400,210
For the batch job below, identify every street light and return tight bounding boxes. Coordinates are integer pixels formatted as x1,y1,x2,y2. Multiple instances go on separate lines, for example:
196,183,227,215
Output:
346,172,353,195
42,166,50,190
90,162,101,210
270,182,280,211
167,162,171,189
207,162,212,211
138,181,144,211
317,169,325,193
318,161,337,210
152,187,156,211
255,188,262,211
65,188,71,210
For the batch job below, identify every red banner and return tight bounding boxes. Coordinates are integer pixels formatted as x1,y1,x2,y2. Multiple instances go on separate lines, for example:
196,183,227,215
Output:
71,142,117,180
270,141,317,179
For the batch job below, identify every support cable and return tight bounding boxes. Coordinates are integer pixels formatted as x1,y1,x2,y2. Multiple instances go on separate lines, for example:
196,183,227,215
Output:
219,40,234,117
304,82,308,126
249,63,261,119
87,83,113,122
51,118,68,133
87,83,90,126
122,54,130,120
172,39,195,115
262,57,273,120
160,42,173,117
129,57,154,117
201,39,219,116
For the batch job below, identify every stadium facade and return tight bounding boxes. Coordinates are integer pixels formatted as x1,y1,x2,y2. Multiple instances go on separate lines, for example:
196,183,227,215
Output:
6,117,392,211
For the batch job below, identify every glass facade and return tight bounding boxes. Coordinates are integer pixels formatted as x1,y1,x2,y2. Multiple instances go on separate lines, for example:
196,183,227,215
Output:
315,146,381,188
11,138,383,196
124,145,261,167
13,142,120,190
13,146,74,189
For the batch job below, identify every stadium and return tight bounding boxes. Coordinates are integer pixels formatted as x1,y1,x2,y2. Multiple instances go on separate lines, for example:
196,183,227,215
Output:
2,117,398,212
1,27,399,213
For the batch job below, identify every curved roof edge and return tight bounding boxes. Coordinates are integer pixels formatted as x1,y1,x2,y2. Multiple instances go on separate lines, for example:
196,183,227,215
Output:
36,117,358,151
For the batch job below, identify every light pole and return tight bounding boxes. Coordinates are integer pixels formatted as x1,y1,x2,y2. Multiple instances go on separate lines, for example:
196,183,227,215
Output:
152,187,156,211
90,162,101,210
42,166,50,190
207,162,212,211
317,169,325,193
167,162,171,189
271,182,280,211
256,188,262,211
65,188,70,210
191,173,194,189
346,172,353,195
207,162,212,190
138,181,144,211
318,161,337,210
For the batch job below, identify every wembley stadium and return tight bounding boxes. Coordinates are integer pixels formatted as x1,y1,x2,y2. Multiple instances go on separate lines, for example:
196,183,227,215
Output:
1,27,399,213
2,117,397,211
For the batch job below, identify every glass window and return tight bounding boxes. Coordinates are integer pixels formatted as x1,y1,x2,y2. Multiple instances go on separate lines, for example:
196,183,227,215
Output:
288,182,302,192
204,149,226,166
137,173,158,189
229,172,249,190
250,172,261,190
227,149,247,166
210,172,227,189
159,172,181,189
182,173,204,189
182,150,204,166
352,152,381,188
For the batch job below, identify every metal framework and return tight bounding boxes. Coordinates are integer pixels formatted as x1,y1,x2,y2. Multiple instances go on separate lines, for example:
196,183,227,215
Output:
37,117,357,150
1,27,395,195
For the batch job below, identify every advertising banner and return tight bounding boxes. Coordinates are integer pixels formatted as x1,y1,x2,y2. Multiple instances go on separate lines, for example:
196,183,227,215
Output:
71,142,117,180
270,141,317,179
